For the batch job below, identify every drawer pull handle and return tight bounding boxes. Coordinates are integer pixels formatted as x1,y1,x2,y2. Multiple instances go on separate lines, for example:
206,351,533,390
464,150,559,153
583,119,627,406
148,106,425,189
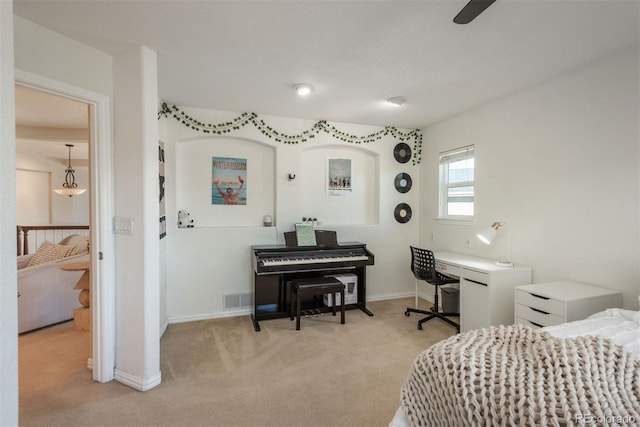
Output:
465,278,488,287
529,293,550,300
530,307,550,315
529,320,543,328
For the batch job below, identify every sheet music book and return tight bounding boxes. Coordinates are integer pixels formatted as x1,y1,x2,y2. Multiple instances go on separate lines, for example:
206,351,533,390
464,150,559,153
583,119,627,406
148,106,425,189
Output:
295,224,317,246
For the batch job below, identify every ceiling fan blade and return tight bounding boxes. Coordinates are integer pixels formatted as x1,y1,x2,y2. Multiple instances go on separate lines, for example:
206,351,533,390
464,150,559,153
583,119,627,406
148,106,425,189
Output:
453,0,496,24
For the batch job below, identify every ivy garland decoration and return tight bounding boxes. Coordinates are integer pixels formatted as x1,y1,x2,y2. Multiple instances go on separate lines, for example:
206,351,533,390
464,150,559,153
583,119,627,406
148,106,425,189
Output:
158,102,422,164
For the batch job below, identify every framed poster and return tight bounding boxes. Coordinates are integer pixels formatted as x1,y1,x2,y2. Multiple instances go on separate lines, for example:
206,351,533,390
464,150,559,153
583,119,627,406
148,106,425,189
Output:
159,141,166,239
212,157,247,205
326,157,352,200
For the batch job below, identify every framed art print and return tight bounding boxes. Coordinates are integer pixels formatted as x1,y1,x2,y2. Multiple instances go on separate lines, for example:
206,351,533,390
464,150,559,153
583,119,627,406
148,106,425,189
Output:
212,157,247,205
326,157,352,200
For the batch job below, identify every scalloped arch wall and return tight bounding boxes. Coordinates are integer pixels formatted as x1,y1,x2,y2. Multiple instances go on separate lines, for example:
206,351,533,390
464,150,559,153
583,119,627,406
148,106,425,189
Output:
175,136,275,227
300,144,379,225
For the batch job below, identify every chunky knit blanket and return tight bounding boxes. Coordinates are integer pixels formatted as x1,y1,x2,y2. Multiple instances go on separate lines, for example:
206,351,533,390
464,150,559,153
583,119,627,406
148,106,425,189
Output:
401,324,640,426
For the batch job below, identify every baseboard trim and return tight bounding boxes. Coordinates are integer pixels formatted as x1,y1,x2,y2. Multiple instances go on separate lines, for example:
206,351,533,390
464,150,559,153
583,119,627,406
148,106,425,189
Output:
160,320,169,337
168,308,251,325
367,292,434,304
114,369,162,391
367,292,414,301
167,295,433,325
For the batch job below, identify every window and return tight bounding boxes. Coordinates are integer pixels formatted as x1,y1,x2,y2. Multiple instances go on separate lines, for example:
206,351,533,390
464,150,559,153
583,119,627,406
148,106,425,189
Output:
439,145,475,219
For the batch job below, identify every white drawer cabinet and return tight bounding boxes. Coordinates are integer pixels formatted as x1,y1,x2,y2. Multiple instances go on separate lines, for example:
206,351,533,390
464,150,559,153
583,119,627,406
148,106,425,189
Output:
515,281,622,329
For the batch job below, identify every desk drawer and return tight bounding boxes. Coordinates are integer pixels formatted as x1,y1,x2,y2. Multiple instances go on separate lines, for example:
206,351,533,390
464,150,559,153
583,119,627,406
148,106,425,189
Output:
516,290,564,316
515,304,564,327
516,317,544,330
461,268,488,285
435,261,460,278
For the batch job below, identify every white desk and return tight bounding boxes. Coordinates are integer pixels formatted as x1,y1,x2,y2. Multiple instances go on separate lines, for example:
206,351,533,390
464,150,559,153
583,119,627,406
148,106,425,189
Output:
434,252,532,332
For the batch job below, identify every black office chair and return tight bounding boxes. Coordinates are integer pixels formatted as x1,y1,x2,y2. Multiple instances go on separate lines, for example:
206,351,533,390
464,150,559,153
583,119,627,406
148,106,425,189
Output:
404,246,460,333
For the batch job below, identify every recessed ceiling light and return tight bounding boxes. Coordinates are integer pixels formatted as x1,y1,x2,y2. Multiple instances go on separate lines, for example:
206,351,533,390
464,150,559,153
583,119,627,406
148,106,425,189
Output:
293,83,314,96
387,96,405,106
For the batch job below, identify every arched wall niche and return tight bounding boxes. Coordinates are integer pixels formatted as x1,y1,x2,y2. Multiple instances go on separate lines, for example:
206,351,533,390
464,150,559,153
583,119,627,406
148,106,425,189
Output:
300,144,379,225
175,136,275,227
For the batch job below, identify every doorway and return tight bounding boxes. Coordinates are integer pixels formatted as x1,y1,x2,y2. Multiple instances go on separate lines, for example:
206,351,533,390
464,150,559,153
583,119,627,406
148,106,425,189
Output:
15,70,115,384
15,85,91,387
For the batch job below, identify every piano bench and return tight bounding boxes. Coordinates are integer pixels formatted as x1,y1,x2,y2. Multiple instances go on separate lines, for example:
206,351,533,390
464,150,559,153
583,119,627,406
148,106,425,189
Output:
290,277,345,331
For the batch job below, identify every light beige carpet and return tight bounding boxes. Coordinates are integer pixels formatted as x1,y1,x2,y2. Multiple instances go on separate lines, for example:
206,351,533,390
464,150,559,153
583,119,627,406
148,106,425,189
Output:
19,297,456,427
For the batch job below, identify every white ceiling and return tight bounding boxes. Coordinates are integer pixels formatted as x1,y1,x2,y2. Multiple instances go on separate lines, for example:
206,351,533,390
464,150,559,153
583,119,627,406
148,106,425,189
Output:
15,85,88,129
15,85,89,162
13,0,640,132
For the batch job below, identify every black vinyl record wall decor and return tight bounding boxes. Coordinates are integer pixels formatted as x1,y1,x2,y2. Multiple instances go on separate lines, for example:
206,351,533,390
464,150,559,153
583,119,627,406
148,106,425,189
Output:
394,203,412,223
394,173,412,193
393,143,412,164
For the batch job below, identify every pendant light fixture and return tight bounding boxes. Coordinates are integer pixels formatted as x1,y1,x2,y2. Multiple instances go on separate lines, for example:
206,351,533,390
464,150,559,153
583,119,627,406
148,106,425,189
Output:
53,144,87,197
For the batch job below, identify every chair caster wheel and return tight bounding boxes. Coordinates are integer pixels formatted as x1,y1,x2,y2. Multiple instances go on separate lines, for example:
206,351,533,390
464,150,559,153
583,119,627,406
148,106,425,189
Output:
404,311,410,317
417,324,423,330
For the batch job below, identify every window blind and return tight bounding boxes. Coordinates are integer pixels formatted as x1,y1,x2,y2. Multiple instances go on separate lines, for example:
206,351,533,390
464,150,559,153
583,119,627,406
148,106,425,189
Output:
439,145,474,164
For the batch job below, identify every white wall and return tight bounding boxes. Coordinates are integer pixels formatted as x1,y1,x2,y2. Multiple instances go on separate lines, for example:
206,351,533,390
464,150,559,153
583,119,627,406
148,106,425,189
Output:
176,137,275,227
16,153,90,225
159,113,168,335
301,145,379,225
112,46,161,390
419,47,640,309
160,107,420,322
0,1,18,423
14,16,112,96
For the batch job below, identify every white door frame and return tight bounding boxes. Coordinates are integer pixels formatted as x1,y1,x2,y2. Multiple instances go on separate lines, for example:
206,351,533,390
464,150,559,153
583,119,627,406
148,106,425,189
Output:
15,69,115,383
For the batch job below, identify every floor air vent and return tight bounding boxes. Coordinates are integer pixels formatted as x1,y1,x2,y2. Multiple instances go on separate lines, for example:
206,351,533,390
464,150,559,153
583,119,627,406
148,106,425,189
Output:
223,292,252,309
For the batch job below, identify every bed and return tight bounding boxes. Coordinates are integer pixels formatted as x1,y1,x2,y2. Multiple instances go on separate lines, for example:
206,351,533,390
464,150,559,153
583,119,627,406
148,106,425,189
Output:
390,307,640,427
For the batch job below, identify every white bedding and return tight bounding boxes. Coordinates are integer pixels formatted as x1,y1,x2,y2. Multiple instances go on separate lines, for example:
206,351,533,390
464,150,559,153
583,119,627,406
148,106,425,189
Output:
542,308,640,360
390,308,640,427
